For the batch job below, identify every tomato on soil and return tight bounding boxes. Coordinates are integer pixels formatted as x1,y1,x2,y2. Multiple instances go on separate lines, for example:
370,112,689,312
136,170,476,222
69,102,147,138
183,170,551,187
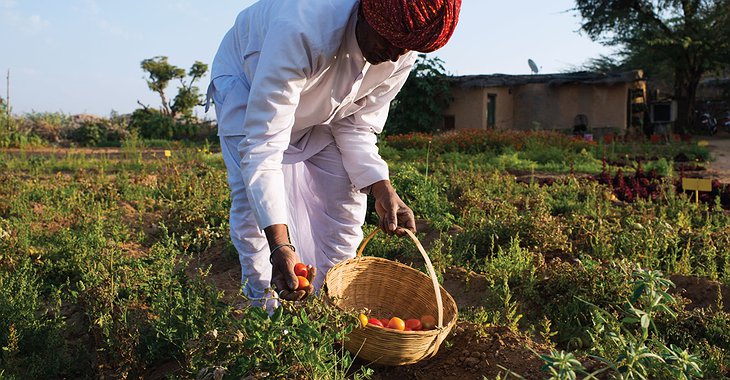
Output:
294,263,308,278
367,318,384,327
387,317,406,331
296,275,310,290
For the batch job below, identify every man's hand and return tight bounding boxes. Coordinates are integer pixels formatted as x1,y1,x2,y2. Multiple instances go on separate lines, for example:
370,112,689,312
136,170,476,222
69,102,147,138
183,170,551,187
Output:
265,224,315,301
270,246,316,301
370,180,417,236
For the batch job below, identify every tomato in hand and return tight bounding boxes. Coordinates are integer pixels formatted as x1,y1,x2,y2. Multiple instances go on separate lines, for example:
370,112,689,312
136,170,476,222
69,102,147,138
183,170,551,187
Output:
296,275,310,290
405,318,422,331
387,317,405,331
367,318,384,327
420,315,436,330
294,263,308,278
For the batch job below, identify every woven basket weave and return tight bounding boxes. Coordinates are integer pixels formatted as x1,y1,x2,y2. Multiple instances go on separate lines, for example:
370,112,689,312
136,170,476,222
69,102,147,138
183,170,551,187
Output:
324,229,458,366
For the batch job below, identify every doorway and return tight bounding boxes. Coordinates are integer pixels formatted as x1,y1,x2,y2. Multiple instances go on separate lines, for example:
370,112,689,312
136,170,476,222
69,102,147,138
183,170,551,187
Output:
487,93,496,128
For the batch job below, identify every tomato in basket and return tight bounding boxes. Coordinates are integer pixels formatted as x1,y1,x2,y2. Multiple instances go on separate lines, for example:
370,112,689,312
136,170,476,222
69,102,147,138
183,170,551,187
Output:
387,317,406,331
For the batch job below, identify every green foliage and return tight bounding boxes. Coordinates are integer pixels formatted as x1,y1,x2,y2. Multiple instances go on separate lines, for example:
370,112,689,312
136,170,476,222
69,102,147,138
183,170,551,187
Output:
140,56,209,119
227,300,371,379
0,260,65,379
66,118,128,147
128,108,211,141
537,350,586,380
0,147,371,379
2,131,730,377
0,110,45,149
386,54,452,134
389,163,454,231
129,108,176,139
579,269,705,379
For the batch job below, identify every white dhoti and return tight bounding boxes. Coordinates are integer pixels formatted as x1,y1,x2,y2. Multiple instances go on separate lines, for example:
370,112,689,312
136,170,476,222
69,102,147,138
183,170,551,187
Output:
219,132,367,304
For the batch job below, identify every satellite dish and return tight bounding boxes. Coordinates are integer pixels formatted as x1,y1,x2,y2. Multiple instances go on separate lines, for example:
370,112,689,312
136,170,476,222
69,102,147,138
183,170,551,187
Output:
528,59,539,74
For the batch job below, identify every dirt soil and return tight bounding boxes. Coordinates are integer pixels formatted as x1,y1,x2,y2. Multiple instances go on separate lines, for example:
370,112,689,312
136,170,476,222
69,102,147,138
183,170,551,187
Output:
701,130,730,183
368,324,547,380
670,274,730,313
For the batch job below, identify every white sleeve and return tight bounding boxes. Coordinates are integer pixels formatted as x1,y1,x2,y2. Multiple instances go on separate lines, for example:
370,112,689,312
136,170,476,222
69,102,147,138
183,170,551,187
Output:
238,21,311,229
331,57,415,191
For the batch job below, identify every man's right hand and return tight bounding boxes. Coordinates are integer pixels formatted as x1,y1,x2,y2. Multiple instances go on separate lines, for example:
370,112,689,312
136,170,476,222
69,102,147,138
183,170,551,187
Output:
270,245,316,301
265,224,316,301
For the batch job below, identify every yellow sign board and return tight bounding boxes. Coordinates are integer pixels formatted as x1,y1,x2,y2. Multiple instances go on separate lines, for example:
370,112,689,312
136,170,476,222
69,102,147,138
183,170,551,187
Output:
682,178,713,192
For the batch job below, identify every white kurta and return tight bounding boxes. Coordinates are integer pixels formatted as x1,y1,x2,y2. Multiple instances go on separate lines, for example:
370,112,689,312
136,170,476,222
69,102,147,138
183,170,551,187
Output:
209,0,416,304
210,0,416,229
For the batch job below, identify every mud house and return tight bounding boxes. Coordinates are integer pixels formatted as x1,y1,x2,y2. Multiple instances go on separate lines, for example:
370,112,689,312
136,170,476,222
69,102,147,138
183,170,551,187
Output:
442,70,647,136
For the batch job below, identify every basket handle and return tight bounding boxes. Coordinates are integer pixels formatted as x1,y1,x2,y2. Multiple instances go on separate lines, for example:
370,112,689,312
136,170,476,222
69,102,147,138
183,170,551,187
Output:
357,228,444,329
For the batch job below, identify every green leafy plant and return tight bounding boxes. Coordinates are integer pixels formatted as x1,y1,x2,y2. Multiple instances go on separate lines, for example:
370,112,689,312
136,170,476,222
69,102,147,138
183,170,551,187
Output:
578,268,704,379
140,56,208,120
386,54,453,135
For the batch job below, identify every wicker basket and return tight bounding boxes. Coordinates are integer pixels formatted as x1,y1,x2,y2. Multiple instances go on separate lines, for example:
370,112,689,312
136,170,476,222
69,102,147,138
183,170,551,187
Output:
324,229,458,366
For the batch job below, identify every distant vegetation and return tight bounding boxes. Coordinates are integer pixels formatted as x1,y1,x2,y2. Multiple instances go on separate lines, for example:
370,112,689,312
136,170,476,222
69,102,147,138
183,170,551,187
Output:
0,56,213,148
0,111,216,149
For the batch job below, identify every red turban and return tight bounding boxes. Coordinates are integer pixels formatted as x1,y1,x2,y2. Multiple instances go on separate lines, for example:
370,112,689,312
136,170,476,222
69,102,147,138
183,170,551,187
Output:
361,0,461,53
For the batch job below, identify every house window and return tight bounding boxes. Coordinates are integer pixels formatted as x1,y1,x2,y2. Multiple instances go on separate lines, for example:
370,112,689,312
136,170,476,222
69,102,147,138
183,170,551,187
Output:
487,94,496,128
443,115,455,131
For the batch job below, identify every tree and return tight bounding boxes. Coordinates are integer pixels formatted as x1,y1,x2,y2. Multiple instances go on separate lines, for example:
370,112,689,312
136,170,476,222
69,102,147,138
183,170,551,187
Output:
386,54,453,135
170,61,209,120
573,0,730,132
140,56,209,119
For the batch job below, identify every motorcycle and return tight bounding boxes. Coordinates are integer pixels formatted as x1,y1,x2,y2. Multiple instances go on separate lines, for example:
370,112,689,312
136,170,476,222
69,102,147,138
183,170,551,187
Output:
695,109,718,135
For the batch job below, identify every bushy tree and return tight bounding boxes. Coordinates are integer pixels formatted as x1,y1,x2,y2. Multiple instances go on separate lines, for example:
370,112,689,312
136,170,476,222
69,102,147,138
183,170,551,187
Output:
386,54,453,135
573,0,730,132
129,108,176,139
140,56,208,120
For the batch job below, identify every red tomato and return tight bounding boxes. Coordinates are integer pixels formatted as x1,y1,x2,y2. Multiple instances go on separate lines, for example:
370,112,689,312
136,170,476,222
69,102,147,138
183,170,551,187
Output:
379,318,390,327
296,276,310,290
294,263,308,278
387,317,405,331
367,318,384,327
404,326,413,331
420,315,436,330
405,318,422,331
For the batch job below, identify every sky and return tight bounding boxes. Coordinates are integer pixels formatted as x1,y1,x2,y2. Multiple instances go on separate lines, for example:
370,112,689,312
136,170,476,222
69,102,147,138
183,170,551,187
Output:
1,0,618,118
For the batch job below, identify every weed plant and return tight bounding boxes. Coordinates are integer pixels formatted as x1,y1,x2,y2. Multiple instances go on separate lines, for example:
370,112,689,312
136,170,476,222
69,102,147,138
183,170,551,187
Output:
0,148,367,379
1,130,728,378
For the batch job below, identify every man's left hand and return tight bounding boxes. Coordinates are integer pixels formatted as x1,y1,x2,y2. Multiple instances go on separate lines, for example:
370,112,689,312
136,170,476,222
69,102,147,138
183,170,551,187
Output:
370,180,417,236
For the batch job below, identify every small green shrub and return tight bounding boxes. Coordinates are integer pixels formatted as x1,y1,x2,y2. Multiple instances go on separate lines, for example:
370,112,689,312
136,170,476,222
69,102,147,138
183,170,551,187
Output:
390,163,454,231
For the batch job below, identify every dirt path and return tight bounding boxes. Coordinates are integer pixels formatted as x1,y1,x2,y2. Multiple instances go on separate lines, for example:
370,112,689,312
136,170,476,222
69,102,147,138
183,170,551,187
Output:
703,130,730,183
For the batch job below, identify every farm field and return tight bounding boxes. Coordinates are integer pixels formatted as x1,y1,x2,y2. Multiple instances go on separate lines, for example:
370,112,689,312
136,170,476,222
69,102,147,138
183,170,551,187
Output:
1,130,729,379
